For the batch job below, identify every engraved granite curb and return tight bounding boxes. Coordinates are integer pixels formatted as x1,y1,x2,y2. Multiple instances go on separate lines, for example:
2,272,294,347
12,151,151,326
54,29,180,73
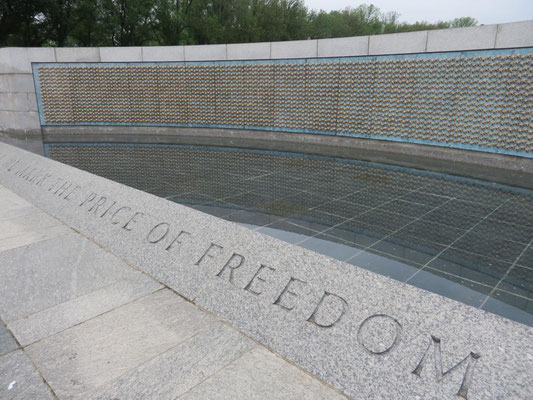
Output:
0,143,531,399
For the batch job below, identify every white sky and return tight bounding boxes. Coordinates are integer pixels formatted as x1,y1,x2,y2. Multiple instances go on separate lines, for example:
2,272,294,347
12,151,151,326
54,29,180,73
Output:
303,0,533,25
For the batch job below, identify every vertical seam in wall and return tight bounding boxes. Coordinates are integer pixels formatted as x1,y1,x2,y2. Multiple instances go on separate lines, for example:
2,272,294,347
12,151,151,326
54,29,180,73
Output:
366,36,370,55
53,48,58,63
141,46,144,62
315,40,319,58
494,24,501,49
424,30,429,52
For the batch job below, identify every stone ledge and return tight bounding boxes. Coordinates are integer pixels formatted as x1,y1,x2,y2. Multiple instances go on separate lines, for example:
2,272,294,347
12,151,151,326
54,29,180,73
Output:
0,142,531,399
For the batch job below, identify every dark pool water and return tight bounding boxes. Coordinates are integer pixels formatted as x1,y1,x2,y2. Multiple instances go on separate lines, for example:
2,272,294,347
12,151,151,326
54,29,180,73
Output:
49,144,533,326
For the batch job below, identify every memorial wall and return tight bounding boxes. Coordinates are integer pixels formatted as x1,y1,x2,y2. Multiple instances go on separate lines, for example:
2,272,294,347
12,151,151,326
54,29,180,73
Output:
34,48,533,157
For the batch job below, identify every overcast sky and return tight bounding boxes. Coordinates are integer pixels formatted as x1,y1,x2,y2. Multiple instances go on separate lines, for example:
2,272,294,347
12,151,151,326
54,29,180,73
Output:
303,0,533,25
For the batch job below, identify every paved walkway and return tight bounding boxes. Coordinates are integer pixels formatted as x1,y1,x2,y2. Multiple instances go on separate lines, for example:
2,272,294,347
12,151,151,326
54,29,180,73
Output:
0,185,348,400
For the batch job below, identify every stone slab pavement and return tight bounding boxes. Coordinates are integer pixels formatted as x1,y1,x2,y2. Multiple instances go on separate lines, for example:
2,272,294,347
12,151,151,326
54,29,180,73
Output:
0,184,347,400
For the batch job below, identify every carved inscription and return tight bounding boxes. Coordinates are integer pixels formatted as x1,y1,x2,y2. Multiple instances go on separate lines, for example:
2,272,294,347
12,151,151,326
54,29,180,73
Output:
412,336,480,399
0,155,483,398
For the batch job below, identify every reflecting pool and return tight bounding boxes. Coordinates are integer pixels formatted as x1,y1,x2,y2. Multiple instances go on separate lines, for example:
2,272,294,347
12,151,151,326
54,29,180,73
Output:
48,144,533,326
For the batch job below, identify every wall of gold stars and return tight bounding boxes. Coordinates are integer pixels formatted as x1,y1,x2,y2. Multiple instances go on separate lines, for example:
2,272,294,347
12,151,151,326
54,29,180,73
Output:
35,49,533,157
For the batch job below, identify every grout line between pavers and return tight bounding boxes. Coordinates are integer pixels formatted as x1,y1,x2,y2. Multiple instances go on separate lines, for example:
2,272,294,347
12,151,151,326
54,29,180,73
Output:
479,236,533,308
405,199,512,284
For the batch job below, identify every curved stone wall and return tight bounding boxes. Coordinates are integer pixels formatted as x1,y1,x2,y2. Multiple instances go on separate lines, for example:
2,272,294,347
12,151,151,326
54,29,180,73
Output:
34,48,533,157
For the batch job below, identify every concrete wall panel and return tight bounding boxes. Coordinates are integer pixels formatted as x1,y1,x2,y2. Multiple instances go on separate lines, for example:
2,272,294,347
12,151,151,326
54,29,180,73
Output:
99,47,142,62
0,111,40,131
227,42,270,60
368,31,427,55
427,25,497,52
55,48,100,62
0,48,55,73
0,93,31,111
271,39,317,59
317,36,368,57
0,74,36,93
142,46,185,62
496,20,533,48
184,44,227,61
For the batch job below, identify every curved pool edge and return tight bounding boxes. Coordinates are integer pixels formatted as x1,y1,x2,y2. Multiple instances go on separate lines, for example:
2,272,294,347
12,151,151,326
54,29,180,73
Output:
43,125,533,190
0,141,532,399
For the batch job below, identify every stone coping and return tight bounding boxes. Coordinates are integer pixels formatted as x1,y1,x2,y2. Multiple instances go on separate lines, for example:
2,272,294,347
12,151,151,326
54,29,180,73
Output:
1,21,532,68
0,142,532,399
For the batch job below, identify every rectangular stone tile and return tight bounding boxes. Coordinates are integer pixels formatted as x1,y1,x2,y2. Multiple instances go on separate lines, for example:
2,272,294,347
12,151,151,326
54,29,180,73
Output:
496,20,533,48
0,320,17,356
0,93,31,112
271,39,317,59
0,233,142,321
0,48,55,74
0,110,40,130
227,42,270,60
179,346,347,400
0,185,32,212
184,44,226,61
0,223,71,253
0,74,35,93
84,325,255,400
99,47,142,62
55,47,100,62
0,350,54,400
25,289,217,399
427,25,497,52
8,271,162,346
317,36,368,57
369,31,427,55
142,46,184,61
0,202,71,252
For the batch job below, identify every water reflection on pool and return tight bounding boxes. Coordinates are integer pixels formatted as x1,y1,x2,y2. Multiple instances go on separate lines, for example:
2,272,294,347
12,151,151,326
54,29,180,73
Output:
49,144,533,326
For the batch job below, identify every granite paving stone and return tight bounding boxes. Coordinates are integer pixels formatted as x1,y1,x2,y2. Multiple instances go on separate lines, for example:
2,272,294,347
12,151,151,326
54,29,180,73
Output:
0,320,17,356
0,207,66,241
0,185,31,212
0,233,143,322
179,347,348,400
0,224,71,253
0,207,72,252
0,350,54,400
84,325,255,400
25,289,218,398
8,271,162,346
